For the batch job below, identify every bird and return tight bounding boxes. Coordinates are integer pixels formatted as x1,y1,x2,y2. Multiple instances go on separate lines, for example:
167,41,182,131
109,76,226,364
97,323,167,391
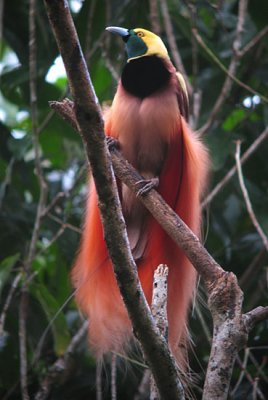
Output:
72,27,209,368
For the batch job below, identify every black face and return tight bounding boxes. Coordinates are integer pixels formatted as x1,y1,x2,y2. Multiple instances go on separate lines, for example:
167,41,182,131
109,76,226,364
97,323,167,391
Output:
121,55,171,99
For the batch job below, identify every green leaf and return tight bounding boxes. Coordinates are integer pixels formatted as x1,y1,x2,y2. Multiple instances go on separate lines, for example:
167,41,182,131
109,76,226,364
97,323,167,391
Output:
31,284,70,356
0,253,20,299
222,109,246,131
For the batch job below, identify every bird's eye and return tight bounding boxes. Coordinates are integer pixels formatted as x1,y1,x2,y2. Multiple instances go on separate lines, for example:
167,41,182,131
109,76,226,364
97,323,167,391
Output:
137,31,144,38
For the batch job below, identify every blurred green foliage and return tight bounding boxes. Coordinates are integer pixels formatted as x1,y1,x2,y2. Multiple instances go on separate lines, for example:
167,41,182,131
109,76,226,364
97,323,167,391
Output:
0,0,268,399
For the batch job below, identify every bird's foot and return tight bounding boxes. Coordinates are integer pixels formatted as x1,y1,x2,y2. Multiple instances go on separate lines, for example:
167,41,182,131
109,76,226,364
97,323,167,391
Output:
136,177,159,196
106,136,120,151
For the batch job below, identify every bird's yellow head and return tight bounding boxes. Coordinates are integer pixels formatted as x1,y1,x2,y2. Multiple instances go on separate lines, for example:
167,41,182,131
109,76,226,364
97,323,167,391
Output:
106,27,169,62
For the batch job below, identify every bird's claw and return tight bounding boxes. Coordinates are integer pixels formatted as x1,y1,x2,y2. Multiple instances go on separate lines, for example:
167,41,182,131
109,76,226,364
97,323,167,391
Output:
106,136,120,151
135,177,159,197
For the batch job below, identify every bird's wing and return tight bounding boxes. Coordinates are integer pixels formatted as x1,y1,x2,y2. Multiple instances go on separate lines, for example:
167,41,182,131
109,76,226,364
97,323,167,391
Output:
176,71,189,121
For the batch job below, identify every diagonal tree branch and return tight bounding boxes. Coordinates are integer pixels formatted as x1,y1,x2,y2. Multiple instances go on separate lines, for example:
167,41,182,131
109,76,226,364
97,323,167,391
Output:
50,98,222,286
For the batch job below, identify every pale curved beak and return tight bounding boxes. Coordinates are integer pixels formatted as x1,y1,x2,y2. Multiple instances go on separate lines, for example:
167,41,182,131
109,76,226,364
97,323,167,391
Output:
105,26,129,38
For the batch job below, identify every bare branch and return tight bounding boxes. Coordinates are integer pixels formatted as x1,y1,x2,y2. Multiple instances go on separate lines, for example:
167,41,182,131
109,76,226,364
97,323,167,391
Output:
150,265,184,400
244,306,268,331
202,273,247,400
151,265,169,340
235,140,268,252
202,126,268,207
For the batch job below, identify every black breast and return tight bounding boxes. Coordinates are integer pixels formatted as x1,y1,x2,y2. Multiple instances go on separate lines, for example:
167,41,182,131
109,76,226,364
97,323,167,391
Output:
121,55,171,99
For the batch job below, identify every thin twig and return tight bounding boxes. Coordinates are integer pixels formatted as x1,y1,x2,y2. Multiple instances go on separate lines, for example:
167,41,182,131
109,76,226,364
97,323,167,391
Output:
32,291,77,366
34,321,88,400
19,2,39,398
101,43,120,81
111,353,117,400
134,370,151,400
149,0,161,36
193,29,268,134
235,355,265,400
0,157,14,209
202,126,268,207
36,226,65,255
84,0,96,65
197,0,251,135
231,348,250,397
101,1,120,82
235,140,268,252
188,1,202,129
244,306,268,331
239,250,266,289
47,212,82,234
0,0,4,52
0,272,22,336
96,361,102,400
195,303,211,345
160,0,192,96
239,25,268,57
19,286,30,400
252,378,259,400
248,352,268,384
42,162,87,217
